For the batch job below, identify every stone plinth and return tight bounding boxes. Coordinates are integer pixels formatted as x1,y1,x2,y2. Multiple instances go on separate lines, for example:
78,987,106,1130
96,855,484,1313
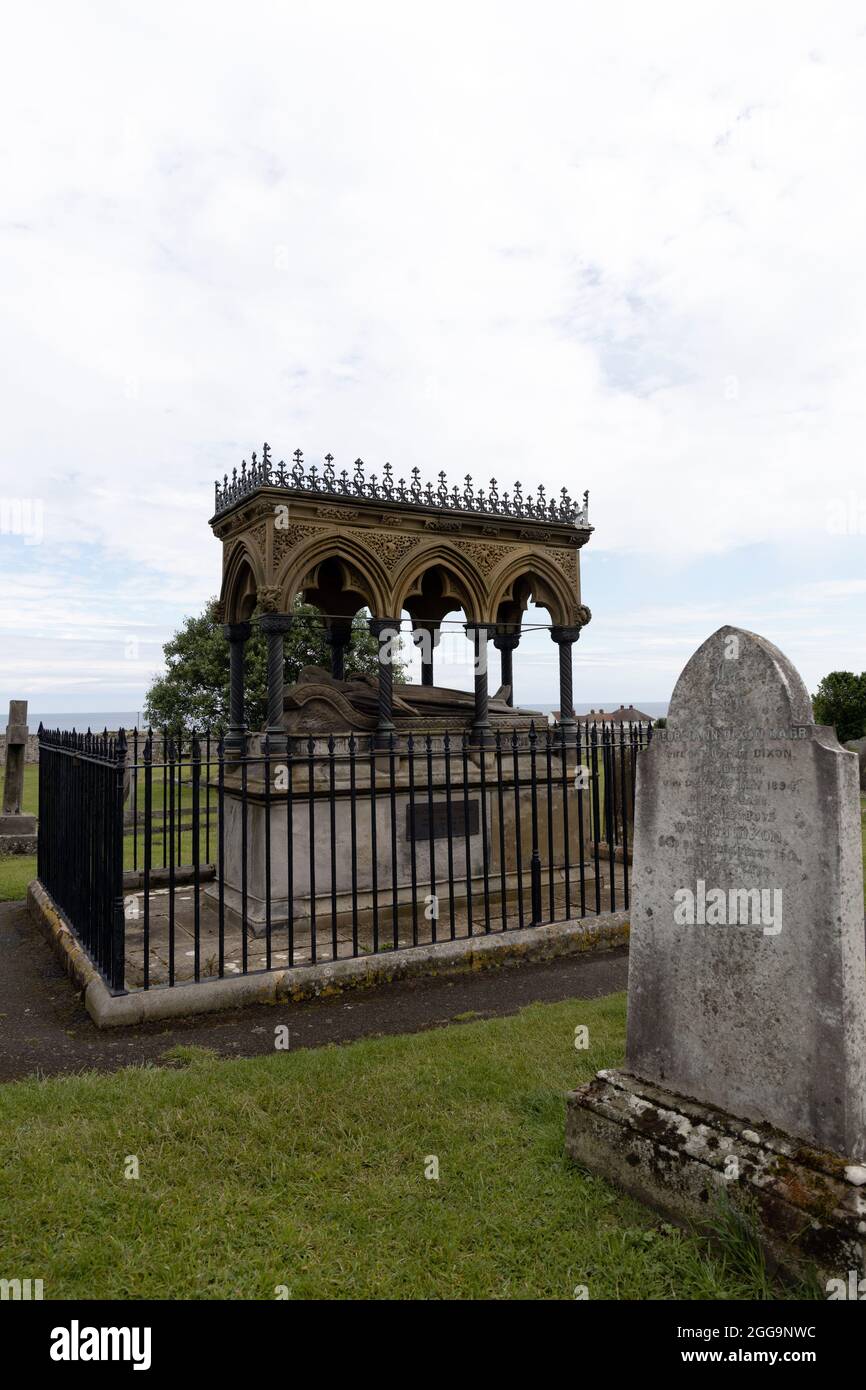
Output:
567,1069,866,1282
210,745,588,934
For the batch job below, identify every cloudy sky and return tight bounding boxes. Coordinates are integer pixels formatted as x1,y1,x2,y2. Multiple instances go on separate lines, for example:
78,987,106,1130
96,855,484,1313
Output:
2,1,865,718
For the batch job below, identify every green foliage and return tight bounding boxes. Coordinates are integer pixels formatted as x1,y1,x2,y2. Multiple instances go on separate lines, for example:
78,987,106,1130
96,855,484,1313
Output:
811,671,866,744
144,597,405,730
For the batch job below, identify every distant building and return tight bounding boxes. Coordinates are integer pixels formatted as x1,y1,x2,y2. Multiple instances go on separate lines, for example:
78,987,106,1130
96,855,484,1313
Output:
553,704,654,725
592,704,654,724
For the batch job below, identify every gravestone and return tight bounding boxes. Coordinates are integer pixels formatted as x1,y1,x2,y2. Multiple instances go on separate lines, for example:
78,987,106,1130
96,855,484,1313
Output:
844,736,866,792
0,700,38,853
566,627,866,1279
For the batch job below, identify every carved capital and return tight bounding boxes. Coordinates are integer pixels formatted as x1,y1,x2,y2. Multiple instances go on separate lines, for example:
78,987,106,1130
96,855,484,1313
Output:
259,611,294,635
412,620,442,650
368,616,401,639
325,619,353,646
464,622,496,644
550,624,582,646
256,585,282,613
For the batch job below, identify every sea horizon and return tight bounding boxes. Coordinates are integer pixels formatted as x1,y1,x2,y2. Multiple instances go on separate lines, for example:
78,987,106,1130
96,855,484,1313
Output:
20,698,670,733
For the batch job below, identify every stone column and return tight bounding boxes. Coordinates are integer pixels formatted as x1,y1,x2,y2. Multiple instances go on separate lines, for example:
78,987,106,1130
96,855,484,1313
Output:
369,617,400,746
0,700,37,849
2,700,28,815
550,625,581,732
413,621,441,687
222,622,251,756
259,613,293,754
466,623,493,746
493,631,520,706
325,618,353,681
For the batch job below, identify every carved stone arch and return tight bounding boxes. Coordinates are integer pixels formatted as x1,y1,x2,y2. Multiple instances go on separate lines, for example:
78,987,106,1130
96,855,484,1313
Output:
221,542,264,622
392,541,486,625
276,532,390,617
487,549,578,628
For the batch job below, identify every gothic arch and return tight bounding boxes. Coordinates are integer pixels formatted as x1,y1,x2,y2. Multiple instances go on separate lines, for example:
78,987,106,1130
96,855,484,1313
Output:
221,543,264,623
487,550,578,628
391,541,486,625
275,532,390,617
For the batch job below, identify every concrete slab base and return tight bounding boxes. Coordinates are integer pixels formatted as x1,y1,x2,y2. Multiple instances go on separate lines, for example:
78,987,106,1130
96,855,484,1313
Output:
0,813,37,835
27,878,629,1029
0,813,37,854
565,1069,866,1284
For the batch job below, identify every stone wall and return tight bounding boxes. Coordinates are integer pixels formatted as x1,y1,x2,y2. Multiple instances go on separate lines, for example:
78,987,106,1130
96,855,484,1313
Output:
0,732,40,765
1,731,157,766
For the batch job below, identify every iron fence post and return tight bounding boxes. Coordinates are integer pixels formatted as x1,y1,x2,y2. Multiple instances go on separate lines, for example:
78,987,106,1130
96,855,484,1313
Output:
529,721,542,925
110,728,127,995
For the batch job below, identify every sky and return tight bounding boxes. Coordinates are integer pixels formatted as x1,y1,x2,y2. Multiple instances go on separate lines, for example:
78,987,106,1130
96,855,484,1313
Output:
1,0,865,717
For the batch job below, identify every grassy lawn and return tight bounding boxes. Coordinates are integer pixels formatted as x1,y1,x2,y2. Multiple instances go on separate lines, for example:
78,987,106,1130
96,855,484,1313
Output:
0,764,37,900
1,761,38,816
0,774,852,1299
0,993,802,1300
0,762,219,899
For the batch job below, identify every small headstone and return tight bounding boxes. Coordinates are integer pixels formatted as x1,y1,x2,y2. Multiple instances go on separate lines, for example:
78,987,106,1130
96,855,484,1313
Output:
566,627,866,1279
844,736,866,792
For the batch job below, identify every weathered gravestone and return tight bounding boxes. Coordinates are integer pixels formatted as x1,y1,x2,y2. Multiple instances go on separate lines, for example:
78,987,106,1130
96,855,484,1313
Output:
566,627,866,1279
0,700,38,853
844,737,866,793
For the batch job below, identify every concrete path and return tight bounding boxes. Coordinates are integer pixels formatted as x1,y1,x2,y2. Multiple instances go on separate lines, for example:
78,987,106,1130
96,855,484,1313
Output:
0,899,628,1083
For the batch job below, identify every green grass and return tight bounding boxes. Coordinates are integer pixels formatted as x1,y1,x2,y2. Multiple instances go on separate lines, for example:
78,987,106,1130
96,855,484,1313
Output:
0,764,37,900
0,760,218,899
0,854,36,901
0,762,38,816
0,994,805,1301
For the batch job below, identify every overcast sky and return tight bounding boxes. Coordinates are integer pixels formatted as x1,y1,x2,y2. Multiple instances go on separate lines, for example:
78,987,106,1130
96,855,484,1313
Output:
2,1,865,716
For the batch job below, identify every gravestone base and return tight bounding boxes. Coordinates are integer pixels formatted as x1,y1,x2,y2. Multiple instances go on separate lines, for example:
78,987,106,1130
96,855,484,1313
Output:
0,812,37,855
566,1069,866,1284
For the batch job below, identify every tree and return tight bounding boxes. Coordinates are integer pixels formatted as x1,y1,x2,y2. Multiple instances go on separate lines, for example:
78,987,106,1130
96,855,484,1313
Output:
811,671,866,744
144,597,405,730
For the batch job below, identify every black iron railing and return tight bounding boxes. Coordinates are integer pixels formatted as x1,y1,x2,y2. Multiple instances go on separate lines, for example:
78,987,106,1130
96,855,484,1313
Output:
213,443,591,527
37,728,128,993
37,720,650,995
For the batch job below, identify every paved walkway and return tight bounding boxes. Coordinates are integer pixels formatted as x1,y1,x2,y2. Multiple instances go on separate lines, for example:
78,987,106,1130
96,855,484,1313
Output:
0,899,628,1083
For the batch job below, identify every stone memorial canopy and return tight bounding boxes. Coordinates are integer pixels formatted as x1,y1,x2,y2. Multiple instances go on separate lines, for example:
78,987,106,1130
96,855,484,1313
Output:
209,445,593,750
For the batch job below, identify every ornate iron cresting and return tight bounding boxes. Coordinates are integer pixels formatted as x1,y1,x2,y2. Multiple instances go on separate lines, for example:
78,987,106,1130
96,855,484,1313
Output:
213,443,590,527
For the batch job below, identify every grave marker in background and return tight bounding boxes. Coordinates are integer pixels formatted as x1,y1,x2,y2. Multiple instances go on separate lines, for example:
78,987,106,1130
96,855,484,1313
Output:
0,699,38,854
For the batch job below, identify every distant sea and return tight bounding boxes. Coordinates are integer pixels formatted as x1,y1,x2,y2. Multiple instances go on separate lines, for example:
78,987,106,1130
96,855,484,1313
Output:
28,711,145,733
28,700,669,732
